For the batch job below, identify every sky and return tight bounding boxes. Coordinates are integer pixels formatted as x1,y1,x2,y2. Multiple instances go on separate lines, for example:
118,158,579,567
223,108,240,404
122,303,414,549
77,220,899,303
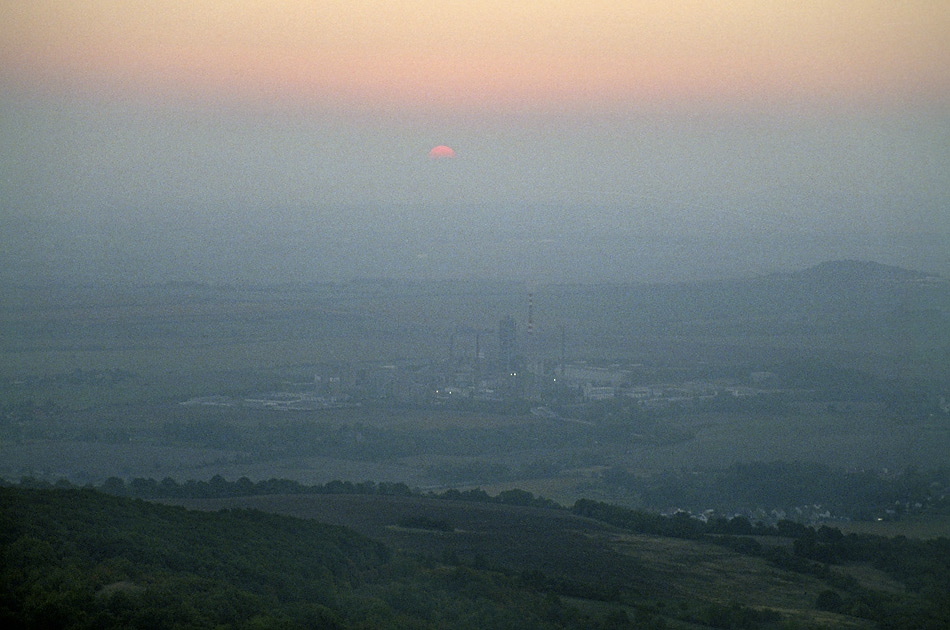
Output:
1,1,948,284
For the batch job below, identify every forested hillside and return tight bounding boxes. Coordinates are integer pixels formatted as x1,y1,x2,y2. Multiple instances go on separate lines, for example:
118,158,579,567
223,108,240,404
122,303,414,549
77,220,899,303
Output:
0,487,674,629
4,486,950,629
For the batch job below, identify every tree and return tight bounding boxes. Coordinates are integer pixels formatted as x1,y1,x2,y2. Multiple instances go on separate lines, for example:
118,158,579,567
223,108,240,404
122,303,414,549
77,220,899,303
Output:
816,589,844,612
101,477,127,496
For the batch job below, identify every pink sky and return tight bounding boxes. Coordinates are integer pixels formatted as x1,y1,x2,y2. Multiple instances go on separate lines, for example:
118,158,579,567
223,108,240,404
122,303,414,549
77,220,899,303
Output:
3,1,948,111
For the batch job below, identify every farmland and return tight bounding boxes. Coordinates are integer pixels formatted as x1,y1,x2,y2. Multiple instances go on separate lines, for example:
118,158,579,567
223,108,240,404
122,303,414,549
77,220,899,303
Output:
2,264,949,523
3,264,950,629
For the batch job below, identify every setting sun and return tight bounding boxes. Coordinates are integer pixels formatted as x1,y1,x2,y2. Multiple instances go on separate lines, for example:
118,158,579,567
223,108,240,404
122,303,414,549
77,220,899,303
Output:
428,145,456,159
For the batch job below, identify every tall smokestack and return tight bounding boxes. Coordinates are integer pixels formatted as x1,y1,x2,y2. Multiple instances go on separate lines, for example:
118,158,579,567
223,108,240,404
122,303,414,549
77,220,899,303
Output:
560,324,566,377
526,292,536,377
527,293,534,337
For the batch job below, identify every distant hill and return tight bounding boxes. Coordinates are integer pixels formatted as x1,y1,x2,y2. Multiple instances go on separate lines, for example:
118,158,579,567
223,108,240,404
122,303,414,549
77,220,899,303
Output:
772,260,941,284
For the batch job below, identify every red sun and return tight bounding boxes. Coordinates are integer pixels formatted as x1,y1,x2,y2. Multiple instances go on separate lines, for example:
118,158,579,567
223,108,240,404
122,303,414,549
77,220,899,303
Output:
428,145,456,159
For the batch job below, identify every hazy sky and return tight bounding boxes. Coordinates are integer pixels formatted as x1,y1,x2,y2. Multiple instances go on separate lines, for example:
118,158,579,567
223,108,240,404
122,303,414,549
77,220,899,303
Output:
2,1,948,283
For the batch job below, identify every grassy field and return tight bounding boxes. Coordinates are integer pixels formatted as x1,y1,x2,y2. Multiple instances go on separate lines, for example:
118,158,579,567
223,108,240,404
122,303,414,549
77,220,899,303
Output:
829,515,950,539
3,396,948,502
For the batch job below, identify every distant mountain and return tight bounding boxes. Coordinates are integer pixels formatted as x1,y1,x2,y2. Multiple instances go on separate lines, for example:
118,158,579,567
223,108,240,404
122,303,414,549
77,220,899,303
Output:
775,260,941,284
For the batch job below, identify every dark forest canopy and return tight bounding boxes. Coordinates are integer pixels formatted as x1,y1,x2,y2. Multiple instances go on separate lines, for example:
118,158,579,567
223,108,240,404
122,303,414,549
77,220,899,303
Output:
2,486,950,629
